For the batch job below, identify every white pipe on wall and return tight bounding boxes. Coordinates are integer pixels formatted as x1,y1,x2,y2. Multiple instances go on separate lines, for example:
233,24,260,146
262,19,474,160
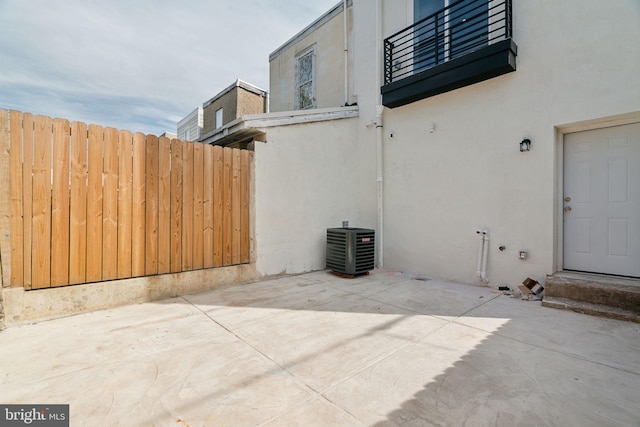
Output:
343,0,349,106
476,232,484,279
375,0,384,268
476,229,489,283
481,232,490,283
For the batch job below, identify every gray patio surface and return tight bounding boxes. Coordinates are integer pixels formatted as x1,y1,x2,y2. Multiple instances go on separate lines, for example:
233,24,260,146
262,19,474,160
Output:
1,269,639,426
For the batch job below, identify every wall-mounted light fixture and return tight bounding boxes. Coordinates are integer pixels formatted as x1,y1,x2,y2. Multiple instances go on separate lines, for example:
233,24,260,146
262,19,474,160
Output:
520,138,531,152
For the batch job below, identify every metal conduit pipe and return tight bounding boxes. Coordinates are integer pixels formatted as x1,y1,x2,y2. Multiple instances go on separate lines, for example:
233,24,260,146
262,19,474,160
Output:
376,0,384,268
343,0,349,106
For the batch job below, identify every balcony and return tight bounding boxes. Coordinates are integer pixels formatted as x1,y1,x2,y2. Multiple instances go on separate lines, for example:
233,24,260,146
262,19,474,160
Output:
381,0,517,108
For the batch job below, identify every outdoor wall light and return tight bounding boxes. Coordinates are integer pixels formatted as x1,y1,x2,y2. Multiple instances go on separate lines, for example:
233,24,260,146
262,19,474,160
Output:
520,138,531,152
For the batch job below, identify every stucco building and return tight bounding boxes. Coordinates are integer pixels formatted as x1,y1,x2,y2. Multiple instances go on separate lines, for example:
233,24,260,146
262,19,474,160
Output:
199,79,268,146
209,1,640,315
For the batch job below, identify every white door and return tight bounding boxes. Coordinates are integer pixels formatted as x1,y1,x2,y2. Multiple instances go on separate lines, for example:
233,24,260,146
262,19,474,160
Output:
563,123,640,277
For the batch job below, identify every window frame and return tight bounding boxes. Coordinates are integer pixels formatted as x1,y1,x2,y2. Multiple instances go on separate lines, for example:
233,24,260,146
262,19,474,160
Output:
294,45,316,110
215,108,223,129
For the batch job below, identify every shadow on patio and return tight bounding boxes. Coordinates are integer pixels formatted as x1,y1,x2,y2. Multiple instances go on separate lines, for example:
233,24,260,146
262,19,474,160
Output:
1,269,638,426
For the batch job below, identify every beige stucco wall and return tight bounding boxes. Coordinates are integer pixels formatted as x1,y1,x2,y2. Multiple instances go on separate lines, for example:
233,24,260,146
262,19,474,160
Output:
253,116,364,275
269,5,353,112
348,0,640,287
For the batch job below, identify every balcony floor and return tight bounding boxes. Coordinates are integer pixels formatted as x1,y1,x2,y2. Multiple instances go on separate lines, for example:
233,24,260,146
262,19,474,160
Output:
1,269,639,426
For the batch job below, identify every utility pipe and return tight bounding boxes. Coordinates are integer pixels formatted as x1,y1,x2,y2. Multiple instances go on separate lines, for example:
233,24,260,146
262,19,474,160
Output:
475,229,489,283
476,232,484,279
343,0,349,106
481,231,489,283
375,0,384,268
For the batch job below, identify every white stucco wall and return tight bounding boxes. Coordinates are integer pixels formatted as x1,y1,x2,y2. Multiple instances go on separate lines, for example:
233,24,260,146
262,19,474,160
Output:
253,116,364,276
349,0,640,286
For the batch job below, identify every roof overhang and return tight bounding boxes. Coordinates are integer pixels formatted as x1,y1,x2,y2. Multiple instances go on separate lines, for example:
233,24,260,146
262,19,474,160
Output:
199,106,359,146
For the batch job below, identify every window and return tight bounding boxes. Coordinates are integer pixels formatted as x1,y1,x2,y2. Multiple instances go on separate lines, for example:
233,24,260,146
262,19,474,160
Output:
295,46,315,110
413,0,488,70
215,108,223,129
184,129,190,141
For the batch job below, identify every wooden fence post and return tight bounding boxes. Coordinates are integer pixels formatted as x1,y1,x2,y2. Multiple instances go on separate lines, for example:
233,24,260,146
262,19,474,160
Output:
0,110,10,287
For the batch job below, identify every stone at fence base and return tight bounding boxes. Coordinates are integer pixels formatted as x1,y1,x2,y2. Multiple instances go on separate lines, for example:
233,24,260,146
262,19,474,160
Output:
2,264,260,327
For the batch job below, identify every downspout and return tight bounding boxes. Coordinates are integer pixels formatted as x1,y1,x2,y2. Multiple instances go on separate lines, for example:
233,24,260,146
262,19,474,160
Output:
343,0,349,106
376,0,384,268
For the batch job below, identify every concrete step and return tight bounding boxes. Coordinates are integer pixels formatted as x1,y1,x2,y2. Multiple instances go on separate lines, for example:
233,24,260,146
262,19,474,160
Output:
542,296,640,323
543,272,640,322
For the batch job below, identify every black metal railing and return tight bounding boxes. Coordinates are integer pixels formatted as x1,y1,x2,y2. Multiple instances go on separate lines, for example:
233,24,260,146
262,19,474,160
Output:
384,0,512,84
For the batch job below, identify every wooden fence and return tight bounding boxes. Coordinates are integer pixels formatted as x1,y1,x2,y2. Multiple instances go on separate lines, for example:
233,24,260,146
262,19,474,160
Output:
0,110,251,290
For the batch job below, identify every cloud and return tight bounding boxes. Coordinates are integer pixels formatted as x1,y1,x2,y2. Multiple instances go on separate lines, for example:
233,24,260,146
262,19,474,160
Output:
0,0,339,134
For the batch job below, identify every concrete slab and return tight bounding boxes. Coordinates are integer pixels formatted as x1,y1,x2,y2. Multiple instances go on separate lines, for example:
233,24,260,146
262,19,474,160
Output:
1,270,639,426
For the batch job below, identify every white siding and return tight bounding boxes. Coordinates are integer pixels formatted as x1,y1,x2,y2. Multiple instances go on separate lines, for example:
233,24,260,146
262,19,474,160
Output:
177,107,204,141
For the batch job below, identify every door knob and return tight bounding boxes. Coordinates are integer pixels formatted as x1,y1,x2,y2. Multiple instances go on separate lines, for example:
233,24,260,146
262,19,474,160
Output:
564,206,572,212
564,197,571,202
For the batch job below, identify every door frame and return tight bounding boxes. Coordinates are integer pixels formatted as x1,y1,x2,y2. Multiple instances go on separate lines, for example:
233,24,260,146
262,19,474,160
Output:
554,111,640,274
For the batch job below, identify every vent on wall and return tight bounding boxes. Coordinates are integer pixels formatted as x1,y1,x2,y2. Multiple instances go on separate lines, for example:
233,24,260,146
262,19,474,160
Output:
326,228,375,275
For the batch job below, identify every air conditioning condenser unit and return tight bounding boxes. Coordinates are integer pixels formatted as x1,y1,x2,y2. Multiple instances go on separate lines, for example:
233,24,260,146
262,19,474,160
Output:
326,227,375,276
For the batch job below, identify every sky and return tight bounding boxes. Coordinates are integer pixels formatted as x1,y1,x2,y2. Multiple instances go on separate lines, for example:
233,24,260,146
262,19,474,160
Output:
0,0,339,135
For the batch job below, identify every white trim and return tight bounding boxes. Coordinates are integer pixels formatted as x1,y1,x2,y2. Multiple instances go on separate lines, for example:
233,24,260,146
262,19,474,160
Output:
203,79,267,108
199,106,359,145
177,107,203,128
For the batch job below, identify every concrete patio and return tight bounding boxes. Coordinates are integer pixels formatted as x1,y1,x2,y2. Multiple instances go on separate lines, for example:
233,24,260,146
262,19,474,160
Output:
1,269,639,426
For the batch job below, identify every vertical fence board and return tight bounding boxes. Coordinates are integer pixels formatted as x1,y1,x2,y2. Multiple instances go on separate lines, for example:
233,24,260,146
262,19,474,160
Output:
170,139,183,273
117,130,133,279
193,143,204,269
158,137,171,274
231,149,241,264
182,142,194,270
131,133,146,277
69,121,87,285
9,111,23,287
51,119,71,286
22,113,34,288
203,144,214,268
145,135,159,275
222,147,233,266
0,110,10,288
212,146,224,267
240,149,250,263
102,127,118,281
31,115,52,289
86,125,104,282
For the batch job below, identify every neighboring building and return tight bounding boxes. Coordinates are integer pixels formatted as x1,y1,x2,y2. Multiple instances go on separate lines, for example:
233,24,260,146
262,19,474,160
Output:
177,107,203,142
269,0,353,112
199,79,268,145
240,0,640,292
160,131,177,140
